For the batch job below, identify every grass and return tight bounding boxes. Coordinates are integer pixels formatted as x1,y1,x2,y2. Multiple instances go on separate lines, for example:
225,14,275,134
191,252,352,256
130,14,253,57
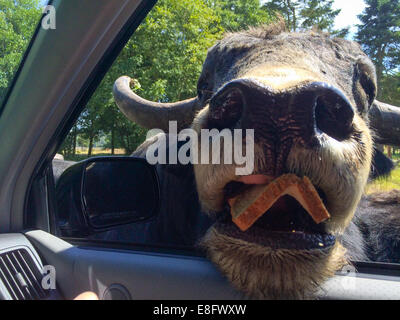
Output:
74,147,126,155
62,147,127,162
366,156,400,194
62,147,400,194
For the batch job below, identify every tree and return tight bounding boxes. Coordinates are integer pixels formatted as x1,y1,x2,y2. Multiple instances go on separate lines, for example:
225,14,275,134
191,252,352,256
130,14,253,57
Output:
263,0,300,31
61,0,225,157
299,0,339,32
206,0,273,32
61,0,273,158
380,73,400,107
0,0,41,102
356,0,400,97
263,0,346,35
59,0,275,158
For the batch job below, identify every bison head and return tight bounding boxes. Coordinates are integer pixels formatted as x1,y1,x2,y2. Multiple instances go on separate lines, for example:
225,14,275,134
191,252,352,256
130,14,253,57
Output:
113,22,399,299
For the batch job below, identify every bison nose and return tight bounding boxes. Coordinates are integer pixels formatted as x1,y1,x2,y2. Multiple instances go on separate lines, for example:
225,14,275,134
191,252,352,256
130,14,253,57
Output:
310,82,355,141
208,82,245,130
209,79,354,142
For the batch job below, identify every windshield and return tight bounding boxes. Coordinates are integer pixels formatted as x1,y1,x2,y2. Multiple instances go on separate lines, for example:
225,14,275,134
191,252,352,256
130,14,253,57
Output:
0,0,48,107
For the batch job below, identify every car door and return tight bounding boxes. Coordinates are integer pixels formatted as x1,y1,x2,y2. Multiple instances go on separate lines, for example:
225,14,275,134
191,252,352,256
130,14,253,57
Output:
0,0,243,300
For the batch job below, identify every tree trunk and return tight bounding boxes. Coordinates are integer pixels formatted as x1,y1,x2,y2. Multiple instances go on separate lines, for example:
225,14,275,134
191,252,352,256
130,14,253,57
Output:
375,44,387,99
116,129,128,154
72,125,77,156
88,135,94,157
285,0,297,31
126,135,132,154
111,126,115,155
292,8,296,32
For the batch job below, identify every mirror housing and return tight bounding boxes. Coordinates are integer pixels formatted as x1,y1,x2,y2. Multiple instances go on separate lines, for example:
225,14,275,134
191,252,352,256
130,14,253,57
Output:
55,157,160,236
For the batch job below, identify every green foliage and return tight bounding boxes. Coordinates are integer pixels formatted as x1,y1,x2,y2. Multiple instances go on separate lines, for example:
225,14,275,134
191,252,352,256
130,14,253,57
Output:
205,0,273,32
263,0,300,31
0,0,41,103
7,0,398,160
68,0,224,157
299,0,339,31
60,0,273,158
367,161,400,194
355,0,400,97
380,73,400,106
263,0,347,36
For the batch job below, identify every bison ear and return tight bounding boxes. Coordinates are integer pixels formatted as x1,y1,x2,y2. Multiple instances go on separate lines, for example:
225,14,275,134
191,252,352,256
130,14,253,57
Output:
369,147,394,180
354,57,377,116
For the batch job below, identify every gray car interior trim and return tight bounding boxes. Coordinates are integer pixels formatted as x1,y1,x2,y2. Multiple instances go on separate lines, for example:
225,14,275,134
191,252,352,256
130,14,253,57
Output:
24,230,400,300
24,230,243,300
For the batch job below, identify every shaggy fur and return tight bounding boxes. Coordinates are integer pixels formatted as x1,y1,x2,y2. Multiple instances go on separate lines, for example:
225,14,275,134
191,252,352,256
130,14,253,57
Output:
354,190,400,262
189,23,389,299
201,227,346,300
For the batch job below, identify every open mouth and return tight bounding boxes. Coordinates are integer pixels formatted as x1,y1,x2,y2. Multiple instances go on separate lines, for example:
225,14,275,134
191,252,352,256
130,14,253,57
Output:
215,175,336,250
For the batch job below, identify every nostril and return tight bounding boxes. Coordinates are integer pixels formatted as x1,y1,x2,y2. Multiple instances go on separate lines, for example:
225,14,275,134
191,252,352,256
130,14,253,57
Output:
209,87,244,129
314,90,354,141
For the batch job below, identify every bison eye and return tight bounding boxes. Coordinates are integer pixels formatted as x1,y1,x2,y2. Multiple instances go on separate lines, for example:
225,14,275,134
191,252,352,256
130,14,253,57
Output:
198,82,211,101
208,87,244,129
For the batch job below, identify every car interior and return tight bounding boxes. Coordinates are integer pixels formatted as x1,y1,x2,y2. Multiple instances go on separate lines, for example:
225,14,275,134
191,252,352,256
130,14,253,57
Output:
0,0,399,300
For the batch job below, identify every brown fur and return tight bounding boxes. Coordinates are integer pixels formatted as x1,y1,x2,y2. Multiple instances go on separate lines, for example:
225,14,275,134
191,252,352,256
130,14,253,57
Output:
192,23,376,299
353,190,400,262
201,227,346,300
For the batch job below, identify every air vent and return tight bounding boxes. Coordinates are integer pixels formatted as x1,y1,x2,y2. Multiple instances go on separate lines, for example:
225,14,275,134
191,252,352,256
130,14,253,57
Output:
0,249,49,300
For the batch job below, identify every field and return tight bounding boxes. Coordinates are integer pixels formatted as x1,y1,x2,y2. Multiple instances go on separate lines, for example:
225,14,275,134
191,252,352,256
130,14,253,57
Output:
366,154,400,194
63,147,127,162
74,147,126,155
63,148,400,194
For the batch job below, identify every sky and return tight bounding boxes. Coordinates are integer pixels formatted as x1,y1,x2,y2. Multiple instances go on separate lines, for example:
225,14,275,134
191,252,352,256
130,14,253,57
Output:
260,0,367,39
332,0,366,38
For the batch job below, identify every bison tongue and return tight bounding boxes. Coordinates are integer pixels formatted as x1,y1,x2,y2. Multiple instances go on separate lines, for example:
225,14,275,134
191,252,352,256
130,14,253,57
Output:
238,175,274,185
228,174,330,232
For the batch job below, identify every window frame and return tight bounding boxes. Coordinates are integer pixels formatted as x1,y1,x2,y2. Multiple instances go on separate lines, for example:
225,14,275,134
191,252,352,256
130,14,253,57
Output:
21,0,400,276
21,0,157,236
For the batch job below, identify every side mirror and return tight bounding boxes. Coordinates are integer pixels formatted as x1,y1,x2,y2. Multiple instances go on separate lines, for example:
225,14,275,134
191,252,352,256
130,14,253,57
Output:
55,157,160,236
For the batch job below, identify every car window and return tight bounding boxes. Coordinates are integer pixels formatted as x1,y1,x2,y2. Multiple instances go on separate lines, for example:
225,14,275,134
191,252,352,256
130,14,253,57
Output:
54,0,230,250
47,0,400,263
0,0,48,107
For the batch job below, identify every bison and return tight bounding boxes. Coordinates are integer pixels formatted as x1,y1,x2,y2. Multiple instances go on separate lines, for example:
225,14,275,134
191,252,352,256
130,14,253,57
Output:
111,21,400,299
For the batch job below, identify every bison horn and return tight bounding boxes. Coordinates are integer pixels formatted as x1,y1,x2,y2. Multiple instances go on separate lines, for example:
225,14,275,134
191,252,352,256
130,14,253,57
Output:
369,100,400,146
113,76,201,131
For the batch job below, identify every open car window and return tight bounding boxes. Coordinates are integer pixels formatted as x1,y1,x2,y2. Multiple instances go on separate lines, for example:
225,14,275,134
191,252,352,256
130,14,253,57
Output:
48,0,400,264
50,0,229,251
